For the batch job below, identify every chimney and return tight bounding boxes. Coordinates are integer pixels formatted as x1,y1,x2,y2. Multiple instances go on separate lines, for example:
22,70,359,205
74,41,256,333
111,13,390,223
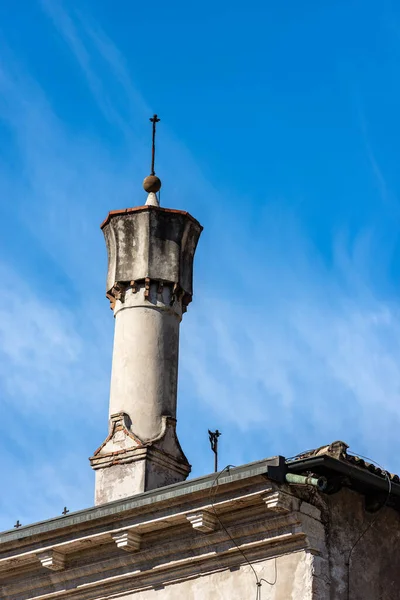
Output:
90,118,202,504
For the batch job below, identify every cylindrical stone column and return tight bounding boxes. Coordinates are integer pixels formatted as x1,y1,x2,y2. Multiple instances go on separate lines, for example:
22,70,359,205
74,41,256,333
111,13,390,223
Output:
109,282,182,441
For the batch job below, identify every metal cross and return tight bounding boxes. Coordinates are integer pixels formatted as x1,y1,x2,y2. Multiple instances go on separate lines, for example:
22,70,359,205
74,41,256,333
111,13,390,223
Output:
62,507,69,516
149,114,160,176
208,429,221,472
14,520,21,529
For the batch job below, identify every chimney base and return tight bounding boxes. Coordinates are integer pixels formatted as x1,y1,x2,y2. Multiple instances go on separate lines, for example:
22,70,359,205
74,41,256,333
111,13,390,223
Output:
90,413,191,505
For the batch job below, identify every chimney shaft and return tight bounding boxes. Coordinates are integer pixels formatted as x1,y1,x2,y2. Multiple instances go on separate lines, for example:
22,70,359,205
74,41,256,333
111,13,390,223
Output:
90,204,202,505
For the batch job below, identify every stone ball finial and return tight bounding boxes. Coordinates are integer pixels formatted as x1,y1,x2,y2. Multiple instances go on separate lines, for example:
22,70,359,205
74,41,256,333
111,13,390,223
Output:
143,175,161,193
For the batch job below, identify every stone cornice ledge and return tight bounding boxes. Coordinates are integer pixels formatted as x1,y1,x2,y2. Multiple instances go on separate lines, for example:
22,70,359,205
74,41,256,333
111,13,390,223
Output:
0,488,278,572
0,485,326,600
0,457,285,546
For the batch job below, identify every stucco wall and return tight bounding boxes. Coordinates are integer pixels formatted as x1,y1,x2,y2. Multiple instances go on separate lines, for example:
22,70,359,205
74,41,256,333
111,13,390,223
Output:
326,488,400,600
114,551,314,600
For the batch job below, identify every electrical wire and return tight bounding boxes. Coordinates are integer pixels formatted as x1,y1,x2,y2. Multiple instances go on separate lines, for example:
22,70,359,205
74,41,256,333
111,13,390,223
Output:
209,465,277,599
345,452,392,600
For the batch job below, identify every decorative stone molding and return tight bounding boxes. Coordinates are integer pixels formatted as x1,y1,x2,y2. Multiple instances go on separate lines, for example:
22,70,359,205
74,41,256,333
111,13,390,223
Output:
112,531,141,552
144,277,151,299
90,412,142,469
186,510,218,533
106,283,126,310
37,550,65,571
90,414,190,474
91,414,191,503
101,205,202,305
0,472,329,600
107,279,187,310
262,489,294,514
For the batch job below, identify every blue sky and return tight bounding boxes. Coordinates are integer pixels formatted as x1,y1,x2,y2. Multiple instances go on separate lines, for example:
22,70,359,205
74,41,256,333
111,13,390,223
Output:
1,0,400,530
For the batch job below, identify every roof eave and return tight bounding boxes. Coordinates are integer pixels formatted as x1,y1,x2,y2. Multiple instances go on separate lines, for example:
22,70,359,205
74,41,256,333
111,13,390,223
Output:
287,455,400,501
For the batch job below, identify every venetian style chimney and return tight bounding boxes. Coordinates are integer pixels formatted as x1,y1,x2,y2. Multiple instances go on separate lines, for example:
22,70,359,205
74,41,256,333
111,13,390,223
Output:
90,117,202,505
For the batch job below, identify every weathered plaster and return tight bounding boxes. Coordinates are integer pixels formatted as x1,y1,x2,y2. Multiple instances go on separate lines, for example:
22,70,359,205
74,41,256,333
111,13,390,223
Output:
101,207,202,301
114,552,313,600
91,412,191,504
109,284,182,442
326,488,400,600
92,205,202,502
5,452,398,599
0,473,329,600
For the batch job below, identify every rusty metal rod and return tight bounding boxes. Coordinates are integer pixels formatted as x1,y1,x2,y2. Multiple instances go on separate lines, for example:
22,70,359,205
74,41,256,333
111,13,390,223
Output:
149,114,160,176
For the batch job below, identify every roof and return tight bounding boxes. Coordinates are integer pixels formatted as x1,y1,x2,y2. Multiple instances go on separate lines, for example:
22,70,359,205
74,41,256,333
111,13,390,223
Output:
1,440,398,544
286,440,400,511
0,456,284,543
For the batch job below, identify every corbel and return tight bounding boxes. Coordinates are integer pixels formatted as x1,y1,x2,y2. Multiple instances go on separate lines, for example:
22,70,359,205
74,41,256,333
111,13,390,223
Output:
144,278,151,300
186,510,218,533
112,530,141,552
170,282,182,306
261,489,294,514
37,550,65,571
107,283,126,309
106,292,116,311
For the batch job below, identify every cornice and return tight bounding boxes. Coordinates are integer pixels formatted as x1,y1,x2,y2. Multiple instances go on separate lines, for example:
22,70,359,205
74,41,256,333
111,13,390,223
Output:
0,483,325,600
0,457,285,547
100,204,203,231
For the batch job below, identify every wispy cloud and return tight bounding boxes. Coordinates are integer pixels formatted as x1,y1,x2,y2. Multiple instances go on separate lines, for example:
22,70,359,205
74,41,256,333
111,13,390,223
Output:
181,215,400,469
39,0,220,214
39,0,155,154
0,260,104,528
0,0,400,530
0,264,80,403
0,448,93,531
40,0,140,133
0,261,108,414
358,106,394,210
